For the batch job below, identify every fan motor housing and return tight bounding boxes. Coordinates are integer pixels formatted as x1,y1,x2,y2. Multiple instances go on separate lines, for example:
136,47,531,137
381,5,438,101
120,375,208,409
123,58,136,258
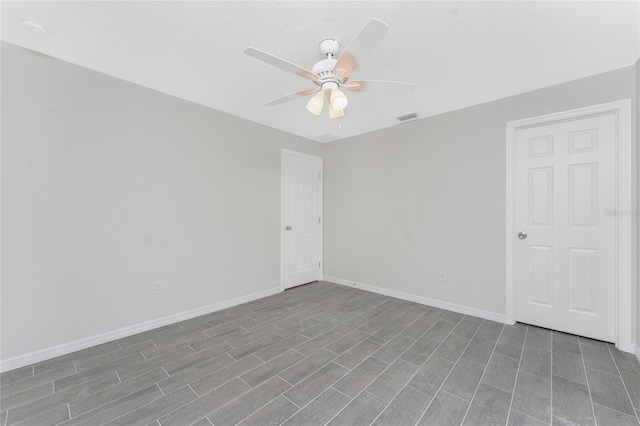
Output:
312,58,337,76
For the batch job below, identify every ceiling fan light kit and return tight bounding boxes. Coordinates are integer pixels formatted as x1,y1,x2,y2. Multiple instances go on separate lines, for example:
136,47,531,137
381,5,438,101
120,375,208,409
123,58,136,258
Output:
329,104,345,119
243,18,416,119
305,93,324,116
330,89,348,111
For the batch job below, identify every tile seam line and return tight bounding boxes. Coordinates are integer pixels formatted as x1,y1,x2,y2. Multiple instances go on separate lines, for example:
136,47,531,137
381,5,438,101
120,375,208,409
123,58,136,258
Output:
458,322,507,425
321,350,405,424
412,319,495,425
551,332,553,425
190,356,265,397
578,336,598,425
362,314,475,425
505,325,528,425
14,370,126,425
100,383,181,426
63,383,164,426
205,379,290,426
606,342,640,424
276,368,353,425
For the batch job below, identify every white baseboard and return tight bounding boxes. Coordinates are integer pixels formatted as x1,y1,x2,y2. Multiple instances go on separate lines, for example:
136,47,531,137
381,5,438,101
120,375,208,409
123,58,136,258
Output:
323,275,507,324
0,286,282,373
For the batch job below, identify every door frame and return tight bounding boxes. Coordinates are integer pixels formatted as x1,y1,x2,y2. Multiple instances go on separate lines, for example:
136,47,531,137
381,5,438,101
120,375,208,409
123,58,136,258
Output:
280,149,323,291
505,99,634,352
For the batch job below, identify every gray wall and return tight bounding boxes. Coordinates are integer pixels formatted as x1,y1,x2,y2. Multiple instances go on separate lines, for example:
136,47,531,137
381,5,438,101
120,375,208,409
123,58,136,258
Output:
322,64,637,317
1,43,321,360
637,58,640,347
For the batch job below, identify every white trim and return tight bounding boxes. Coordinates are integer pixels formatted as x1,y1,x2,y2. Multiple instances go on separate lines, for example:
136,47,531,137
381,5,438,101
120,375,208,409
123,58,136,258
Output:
505,99,635,353
281,149,323,291
324,275,507,324
0,286,281,373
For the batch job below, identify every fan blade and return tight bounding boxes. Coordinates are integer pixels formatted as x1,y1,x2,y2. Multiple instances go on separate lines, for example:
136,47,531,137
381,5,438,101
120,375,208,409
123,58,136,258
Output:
333,19,389,80
264,88,319,106
342,80,417,95
244,47,319,83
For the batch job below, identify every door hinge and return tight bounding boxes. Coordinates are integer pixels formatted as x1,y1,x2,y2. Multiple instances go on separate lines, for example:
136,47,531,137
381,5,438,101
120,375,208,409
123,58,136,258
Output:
318,217,321,223
318,261,321,267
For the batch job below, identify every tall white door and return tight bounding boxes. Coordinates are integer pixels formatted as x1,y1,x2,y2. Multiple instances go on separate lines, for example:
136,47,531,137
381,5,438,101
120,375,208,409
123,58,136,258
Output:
514,113,616,342
282,150,322,289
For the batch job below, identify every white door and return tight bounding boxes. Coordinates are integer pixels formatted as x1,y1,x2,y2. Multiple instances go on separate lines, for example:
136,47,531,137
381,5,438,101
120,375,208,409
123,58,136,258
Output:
282,150,322,289
514,113,617,342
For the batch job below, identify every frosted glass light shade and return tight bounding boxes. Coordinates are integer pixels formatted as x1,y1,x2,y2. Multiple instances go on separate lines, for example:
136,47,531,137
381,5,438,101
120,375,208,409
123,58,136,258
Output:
330,89,348,111
329,104,345,119
305,93,324,115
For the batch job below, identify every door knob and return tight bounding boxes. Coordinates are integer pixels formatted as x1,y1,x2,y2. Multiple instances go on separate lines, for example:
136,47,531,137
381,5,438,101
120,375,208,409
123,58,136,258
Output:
285,226,291,231
518,232,527,240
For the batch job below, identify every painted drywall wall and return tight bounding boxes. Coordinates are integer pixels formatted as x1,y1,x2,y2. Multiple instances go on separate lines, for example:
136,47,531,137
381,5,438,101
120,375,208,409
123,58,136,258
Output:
636,58,640,349
323,65,637,317
1,43,322,361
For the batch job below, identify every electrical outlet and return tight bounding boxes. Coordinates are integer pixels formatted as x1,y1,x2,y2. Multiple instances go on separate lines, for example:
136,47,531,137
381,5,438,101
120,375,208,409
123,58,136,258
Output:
153,281,163,295
419,267,427,279
439,270,447,281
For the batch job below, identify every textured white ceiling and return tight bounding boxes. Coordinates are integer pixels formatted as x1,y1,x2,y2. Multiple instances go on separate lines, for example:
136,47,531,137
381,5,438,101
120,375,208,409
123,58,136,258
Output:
2,1,639,142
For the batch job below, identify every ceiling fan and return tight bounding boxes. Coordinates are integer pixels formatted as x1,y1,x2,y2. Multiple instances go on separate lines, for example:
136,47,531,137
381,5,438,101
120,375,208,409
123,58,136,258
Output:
243,19,417,119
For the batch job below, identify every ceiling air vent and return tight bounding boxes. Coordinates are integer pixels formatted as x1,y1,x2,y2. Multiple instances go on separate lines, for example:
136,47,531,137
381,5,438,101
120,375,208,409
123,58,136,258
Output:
396,113,418,122
315,133,337,142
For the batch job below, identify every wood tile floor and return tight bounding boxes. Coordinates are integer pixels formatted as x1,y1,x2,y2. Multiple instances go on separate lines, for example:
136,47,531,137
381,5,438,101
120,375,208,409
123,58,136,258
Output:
2,282,640,425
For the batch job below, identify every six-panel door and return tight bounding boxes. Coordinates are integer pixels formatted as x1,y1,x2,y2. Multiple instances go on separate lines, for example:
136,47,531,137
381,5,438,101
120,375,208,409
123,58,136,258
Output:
515,113,616,342
283,151,322,289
